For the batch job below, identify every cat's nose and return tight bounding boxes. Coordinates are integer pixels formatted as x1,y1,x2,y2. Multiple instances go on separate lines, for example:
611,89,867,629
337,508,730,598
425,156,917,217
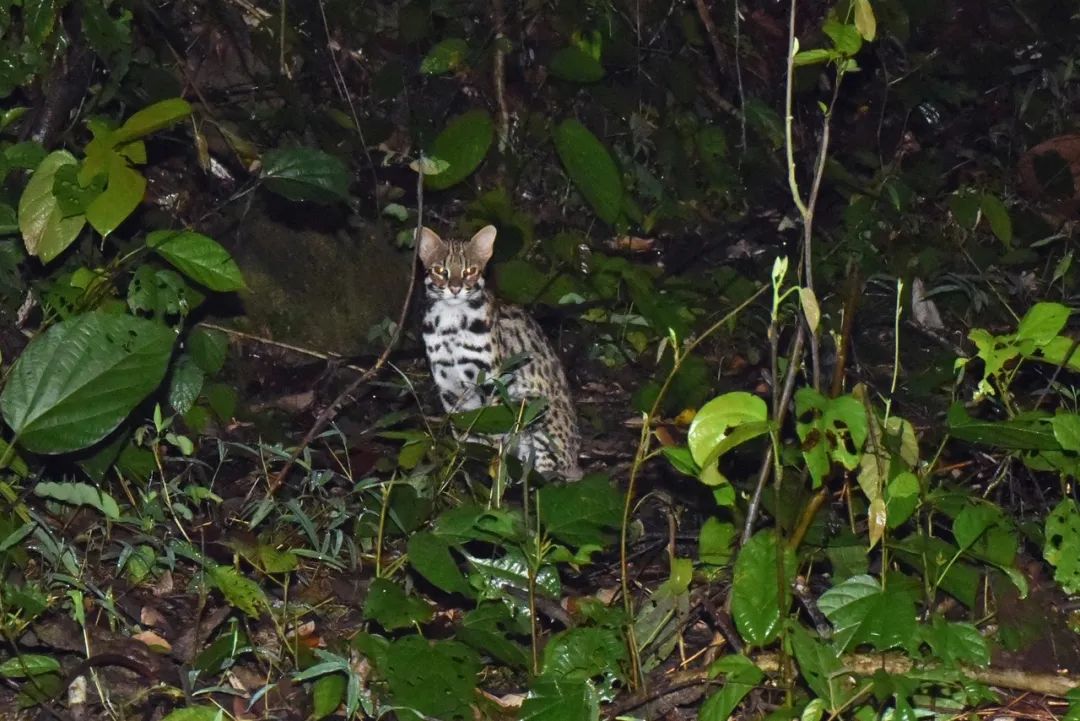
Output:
449,285,462,295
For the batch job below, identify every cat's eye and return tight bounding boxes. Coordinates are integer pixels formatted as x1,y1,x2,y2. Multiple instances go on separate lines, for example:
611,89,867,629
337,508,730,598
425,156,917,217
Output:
432,265,448,277
465,265,478,276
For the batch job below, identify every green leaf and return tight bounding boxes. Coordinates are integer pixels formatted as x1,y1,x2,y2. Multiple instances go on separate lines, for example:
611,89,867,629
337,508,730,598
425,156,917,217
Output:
160,707,222,721
792,48,839,67
168,354,205,415
383,637,480,721
698,518,735,566
19,150,86,263
260,147,350,204
541,626,627,681
922,616,989,667
0,654,60,678
980,193,1012,245
790,624,852,713
553,119,623,224
34,481,120,520
1,313,175,454
85,151,146,236
1045,499,1080,594
208,564,268,618
1053,413,1080,452
953,503,997,551
823,18,863,56
1016,302,1069,345
111,98,192,145
407,531,472,596
817,574,917,652
421,38,470,75
457,602,530,668
731,530,795,646
187,328,228,374
538,475,622,548
363,577,434,630
700,655,765,721
23,0,58,43
127,266,204,319
450,399,547,434
520,675,599,721
147,230,245,292
425,109,494,190
947,404,1059,450
853,0,877,40
688,392,769,466
549,47,605,83
311,672,347,720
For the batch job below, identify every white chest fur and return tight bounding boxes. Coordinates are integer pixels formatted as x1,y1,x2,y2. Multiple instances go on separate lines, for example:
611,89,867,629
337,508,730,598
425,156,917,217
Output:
422,293,496,412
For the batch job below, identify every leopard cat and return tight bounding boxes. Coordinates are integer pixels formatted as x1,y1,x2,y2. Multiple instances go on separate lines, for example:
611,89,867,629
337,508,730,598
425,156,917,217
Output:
419,225,582,480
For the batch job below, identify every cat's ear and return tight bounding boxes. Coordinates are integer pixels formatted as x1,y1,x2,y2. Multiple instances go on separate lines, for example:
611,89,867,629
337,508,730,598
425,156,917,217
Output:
468,225,497,266
418,227,445,268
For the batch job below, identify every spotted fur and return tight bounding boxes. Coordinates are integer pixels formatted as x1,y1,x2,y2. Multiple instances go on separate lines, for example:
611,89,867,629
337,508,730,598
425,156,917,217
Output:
419,225,582,480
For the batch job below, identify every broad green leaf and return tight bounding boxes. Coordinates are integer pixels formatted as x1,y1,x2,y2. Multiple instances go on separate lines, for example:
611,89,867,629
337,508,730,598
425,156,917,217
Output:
817,574,917,652
85,151,146,236
792,48,838,67
450,399,547,434
700,655,764,721
168,354,205,415
1016,302,1069,345
111,98,192,145
731,530,795,646
19,150,86,263
853,0,877,40
952,504,997,551
383,637,480,721
0,654,60,678
421,38,470,75
553,119,623,224
160,707,222,721
187,327,228,374
425,109,494,190
23,0,57,43
208,564,268,618
980,193,1012,245
538,475,622,548
947,404,1059,450
34,481,119,520
698,518,735,566
457,602,530,668
520,675,599,721
147,230,245,292
823,18,863,55
688,392,769,466
362,577,434,630
922,616,989,667
128,266,203,319
550,47,605,83
790,625,854,713
541,627,626,681
260,147,350,204
1053,413,1080,452
407,531,472,596
949,190,981,228
1,313,175,453
311,673,347,720
1045,499,1080,594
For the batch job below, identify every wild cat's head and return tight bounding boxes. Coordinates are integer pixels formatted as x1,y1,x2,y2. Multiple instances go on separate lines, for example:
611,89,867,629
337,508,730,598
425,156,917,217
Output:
418,225,496,303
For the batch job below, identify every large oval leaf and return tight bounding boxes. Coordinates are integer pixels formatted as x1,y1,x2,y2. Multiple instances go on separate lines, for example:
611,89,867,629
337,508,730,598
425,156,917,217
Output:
731,530,795,647
549,47,605,83
260,147,350,204
147,230,245,292
688,392,769,466
1,312,176,453
553,119,622,224
19,150,86,263
425,109,494,190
